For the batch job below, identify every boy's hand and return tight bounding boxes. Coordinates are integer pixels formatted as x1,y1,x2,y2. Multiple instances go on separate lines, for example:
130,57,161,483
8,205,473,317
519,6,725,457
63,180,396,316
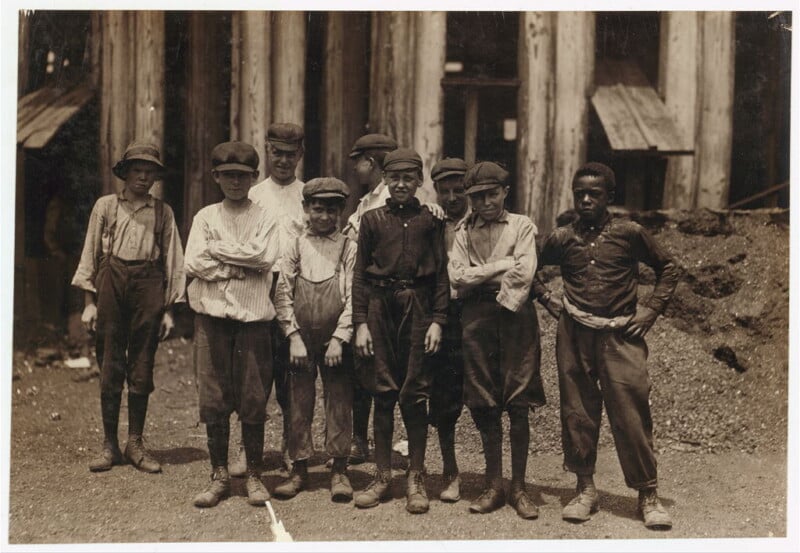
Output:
624,305,658,338
423,202,446,220
324,338,343,367
159,311,175,341
81,303,98,333
424,322,443,354
355,324,374,358
289,333,309,368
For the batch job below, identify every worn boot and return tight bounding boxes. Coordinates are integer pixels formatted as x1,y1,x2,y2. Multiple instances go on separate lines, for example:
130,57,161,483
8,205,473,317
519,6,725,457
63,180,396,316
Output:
90,393,124,472
638,488,672,530
245,468,270,506
274,460,308,499
440,473,461,503
469,481,505,514
354,469,392,509
438,419,460,502
330,457,353,502
406,470,429,514
89,440,125,472
193,466,231,508
509,482,539,520
125,435,162,473
562,475,599,522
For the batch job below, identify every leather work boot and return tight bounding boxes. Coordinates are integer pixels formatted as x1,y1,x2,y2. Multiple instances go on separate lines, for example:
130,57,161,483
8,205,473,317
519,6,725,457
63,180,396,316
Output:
354,470,392,509
229,445,247,478
406,470,429,514
273,462,308,499
439,473,461,503
193,467,231,508
330,472,354,502
509,485,539,520
469,487,505,514
348,436,369,465
125,435,162,473
638,488,673,530
245,469,270,506
562,479,600,522
88,442,125,472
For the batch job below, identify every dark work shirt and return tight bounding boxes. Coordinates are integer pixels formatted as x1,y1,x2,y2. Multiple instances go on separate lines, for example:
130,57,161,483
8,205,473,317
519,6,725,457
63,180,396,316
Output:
352,197,449,326
538,212,680,318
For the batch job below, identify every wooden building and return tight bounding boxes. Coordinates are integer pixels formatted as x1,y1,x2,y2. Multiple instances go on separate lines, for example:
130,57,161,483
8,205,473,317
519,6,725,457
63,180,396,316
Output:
14,10,792,339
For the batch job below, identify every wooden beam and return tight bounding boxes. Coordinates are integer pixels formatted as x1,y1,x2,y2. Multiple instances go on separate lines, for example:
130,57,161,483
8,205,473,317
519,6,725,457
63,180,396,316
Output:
272,11,307,179
18,11,32,96
464,89,479,165
659,11,699,208
517,12,555,231
134,11,165,199
89,12,102,90
695,12,735,208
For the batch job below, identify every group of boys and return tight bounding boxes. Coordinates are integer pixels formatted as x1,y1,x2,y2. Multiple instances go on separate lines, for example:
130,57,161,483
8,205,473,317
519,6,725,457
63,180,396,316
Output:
72,124,679,530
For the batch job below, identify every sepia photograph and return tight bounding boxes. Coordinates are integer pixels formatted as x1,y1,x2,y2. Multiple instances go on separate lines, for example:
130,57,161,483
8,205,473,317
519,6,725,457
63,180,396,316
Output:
2,3,797,552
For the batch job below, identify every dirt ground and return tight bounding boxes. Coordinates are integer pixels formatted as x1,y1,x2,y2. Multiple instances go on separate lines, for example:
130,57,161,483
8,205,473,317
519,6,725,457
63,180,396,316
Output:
4,208,796,550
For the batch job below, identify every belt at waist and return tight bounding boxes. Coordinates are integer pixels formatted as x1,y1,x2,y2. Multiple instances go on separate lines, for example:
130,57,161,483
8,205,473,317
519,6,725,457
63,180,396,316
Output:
367,275,435,290
464,287,501,302
562,295,633,330
106,255,159,267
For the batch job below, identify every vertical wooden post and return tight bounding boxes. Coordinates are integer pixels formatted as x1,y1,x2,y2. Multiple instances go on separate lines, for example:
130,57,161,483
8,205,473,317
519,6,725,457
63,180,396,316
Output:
695,12,735,208
18,11,32,96
134,11,165,199
659,11,699,209
232,12,271,178
89,12,102,90
272,11,307,179
368,12,389,135
551,12,595,225
184,12,225,237
413,11,446,201
464,90,479,165
517,11,555,230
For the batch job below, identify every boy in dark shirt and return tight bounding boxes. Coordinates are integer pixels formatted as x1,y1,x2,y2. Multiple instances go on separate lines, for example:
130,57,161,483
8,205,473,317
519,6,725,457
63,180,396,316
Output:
537,162,680,529
351,148,449,514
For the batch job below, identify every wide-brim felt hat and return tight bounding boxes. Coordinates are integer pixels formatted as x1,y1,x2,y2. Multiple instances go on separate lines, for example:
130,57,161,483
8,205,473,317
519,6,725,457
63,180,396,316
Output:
112,142,165,179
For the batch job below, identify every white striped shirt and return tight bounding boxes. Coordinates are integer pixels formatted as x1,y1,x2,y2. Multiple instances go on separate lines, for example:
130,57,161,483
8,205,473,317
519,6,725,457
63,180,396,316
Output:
185,201,280,322
248,176,305,271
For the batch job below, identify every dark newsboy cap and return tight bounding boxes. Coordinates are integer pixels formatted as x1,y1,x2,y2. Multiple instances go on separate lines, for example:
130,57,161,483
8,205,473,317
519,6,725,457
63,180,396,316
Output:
267,123,304,151
211,141,260,173
303,177,350,201
464,161,509,195
112,142,165,179
431,158,468,181
383,148,423,172
348,133,398,158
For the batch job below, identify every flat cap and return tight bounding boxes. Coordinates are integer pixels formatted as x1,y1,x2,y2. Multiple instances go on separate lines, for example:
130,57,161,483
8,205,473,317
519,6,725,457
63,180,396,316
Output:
431,157,468,181
267,123,304,151
211,141,259,173
348,133,398,158
383,148,423,172
303,177,350,200
464,161,509,195
112,142,165,179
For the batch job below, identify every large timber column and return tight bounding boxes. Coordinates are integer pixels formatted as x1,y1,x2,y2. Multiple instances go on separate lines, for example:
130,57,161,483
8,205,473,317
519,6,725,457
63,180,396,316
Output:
695,12,735,208
231,12,271,177
134,11,165,199
184,13,226,237
550,12,595,226
272,11,307,179
517,11,555,232
659,12,700,209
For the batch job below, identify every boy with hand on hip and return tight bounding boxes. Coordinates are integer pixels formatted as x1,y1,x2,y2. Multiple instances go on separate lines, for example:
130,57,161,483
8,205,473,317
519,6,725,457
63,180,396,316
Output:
537,162,679,530
448,161,545,520
72,142,185,474
272,177,357,502
185,141,280,508
352,148,449,514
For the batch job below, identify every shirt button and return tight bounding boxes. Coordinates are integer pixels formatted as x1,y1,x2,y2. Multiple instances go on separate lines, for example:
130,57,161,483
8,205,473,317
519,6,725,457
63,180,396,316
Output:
403,223,408,228
610,321,617,328
590,259,596,265
590,242,595,247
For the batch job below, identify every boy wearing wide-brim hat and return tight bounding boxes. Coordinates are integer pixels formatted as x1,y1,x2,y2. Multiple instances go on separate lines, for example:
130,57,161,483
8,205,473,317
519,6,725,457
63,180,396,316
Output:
448,161,544,519
72,142,186,474
185,141,281,508
536,162,679,530
352,148,449,514
272,178,358,502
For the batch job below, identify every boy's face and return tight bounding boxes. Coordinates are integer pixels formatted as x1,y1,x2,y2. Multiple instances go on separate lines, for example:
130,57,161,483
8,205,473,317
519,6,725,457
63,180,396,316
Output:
385,169,421,204
572,175,612,222
435,176,468,219
213,170,257,201
304,199,343,235
268,145,303,184
469,185,509,223
352,155,375,187
124,160,161,196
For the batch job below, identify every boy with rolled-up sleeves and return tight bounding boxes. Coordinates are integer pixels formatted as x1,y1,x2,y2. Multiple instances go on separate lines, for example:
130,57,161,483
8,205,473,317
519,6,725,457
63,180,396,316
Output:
448,161,545,520
185,141,280,508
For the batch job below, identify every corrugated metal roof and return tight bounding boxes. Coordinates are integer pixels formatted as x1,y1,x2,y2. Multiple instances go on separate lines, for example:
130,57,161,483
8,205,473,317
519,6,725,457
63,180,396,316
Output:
17,81,95,149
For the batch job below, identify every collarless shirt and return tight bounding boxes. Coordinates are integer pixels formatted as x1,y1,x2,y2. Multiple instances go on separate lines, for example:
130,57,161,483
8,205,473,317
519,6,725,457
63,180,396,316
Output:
448,210,538,312
248,176,305,271
538,213,680,318
343,181,390,240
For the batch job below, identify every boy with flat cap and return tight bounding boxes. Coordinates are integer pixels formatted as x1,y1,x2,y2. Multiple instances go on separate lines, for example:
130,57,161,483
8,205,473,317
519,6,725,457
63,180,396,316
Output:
428,157,470,502
73,142,185,474
352,148,449,514
448,161,544,519
272,177,357,502
231,122,305,476
536,162,679,530
185,141,280,508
